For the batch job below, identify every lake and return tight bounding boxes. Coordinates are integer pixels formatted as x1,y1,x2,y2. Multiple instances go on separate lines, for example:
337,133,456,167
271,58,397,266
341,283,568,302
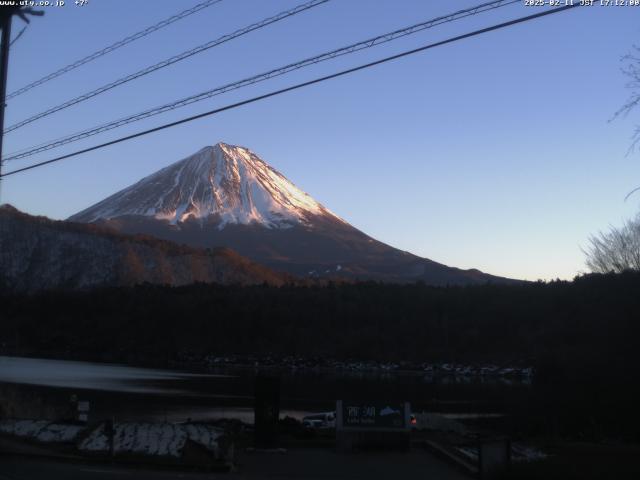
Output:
0,356,530,423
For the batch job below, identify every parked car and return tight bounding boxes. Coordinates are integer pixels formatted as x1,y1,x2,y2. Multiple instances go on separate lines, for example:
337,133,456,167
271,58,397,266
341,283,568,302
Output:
302,411,336,429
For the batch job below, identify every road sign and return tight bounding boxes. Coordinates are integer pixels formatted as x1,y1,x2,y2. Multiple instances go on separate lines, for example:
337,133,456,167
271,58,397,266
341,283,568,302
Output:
336,400,411,452
337,401,410,431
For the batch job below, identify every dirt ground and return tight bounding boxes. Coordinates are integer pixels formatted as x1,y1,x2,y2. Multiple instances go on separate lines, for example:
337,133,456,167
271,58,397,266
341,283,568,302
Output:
0,447,470,480
233,447,470,479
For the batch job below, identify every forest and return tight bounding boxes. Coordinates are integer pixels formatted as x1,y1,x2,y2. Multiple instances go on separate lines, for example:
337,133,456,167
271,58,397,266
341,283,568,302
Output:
1,272,638,367
1,272,639,440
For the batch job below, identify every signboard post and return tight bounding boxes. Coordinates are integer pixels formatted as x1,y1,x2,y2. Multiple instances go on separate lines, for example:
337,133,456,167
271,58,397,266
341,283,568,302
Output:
336,400,411,452
479,437,511,479
77,401,90,423
254,374,280,449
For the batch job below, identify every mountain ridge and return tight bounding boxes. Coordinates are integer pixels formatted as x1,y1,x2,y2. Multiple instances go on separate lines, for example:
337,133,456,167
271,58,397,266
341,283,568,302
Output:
0,204,293,292
69,142,518,286
70,142,344,229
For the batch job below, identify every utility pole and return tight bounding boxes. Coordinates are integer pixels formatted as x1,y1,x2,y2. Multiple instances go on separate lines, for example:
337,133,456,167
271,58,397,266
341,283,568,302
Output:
0,7,15,197
0,6,42,200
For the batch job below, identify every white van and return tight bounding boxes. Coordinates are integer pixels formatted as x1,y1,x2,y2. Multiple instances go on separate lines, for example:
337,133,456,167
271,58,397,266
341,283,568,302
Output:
302,411,336,429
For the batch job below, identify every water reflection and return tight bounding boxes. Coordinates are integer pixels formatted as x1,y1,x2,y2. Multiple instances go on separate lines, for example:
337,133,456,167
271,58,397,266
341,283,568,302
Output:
0,356,233,394
0,356,531,424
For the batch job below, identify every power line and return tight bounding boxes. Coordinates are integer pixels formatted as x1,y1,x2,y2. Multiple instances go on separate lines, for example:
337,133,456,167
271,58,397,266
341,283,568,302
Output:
9,24,27,47
4,0,519,162
6,0,225,100
0,3,580,179
3,0,330,134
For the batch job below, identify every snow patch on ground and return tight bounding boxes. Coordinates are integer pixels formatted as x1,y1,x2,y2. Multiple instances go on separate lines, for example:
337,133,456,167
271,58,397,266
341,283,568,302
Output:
79,422,223,459
0,419,84,443
0,418,224,459
454,443,548,464
81,424,108,451
512,443,549,463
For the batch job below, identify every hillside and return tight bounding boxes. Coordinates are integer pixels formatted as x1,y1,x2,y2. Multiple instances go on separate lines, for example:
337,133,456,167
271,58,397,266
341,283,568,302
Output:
0,205,291,292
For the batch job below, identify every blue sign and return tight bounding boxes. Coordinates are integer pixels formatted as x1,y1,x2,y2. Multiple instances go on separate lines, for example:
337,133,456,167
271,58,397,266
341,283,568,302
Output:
338,401,409,430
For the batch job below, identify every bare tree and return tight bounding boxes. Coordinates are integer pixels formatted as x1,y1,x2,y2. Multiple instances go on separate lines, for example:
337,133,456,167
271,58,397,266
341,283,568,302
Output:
585,48,640,272
614,45,640,153
586,48,640,273
584,214,640,273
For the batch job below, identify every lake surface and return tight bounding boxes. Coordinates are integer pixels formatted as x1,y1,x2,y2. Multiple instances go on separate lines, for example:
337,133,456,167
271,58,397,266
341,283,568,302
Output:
0,356,530,423
0,356,232,394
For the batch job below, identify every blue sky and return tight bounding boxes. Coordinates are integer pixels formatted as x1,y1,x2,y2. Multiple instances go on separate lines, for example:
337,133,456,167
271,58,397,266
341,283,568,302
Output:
1,0,638,281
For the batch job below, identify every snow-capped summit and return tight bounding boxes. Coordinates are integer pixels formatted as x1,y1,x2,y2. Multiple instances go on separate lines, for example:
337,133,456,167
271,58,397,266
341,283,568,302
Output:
69,142,516,285
69,142,342,229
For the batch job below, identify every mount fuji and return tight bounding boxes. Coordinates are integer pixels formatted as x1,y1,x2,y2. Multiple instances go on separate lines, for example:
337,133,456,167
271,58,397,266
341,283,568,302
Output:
69,142,512,285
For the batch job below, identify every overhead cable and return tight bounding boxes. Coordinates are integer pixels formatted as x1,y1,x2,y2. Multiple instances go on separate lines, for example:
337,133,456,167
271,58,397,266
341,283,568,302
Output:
4,0,518,161
0,4,580,178
6,0,225,100
3,0,329,133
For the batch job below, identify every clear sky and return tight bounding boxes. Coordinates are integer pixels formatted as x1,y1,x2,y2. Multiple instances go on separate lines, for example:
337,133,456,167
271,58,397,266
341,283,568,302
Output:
1,0,638,281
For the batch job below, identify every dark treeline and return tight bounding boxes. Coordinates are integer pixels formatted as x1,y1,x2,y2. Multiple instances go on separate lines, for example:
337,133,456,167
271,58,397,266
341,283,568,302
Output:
1,272,639,368
1,272,639,440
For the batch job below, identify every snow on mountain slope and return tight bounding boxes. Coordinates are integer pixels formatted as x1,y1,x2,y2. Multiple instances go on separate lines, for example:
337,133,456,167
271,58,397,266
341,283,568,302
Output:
69,143,343,229
68,142,518,285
